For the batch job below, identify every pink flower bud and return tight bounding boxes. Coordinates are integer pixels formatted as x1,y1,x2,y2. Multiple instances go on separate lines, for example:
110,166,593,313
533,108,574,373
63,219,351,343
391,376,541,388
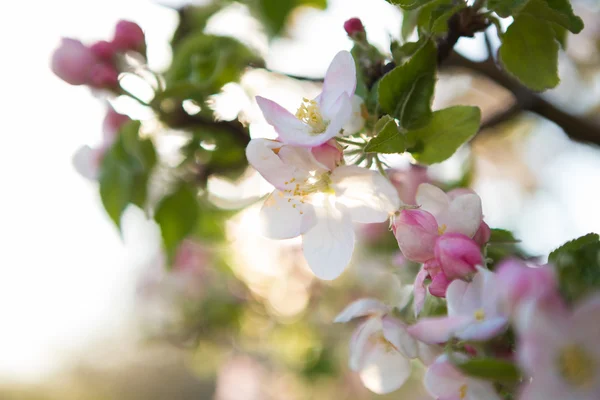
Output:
113,20,145,53
496,259,560,314
434,233,482,280
429,271,451,298
311,139,342,171
89,63,119,90
343,18,365,37
90,40,116,61
473,221,491,247
102,106,130,144
389,166,429,205
51,38,96,85
393,209,439,262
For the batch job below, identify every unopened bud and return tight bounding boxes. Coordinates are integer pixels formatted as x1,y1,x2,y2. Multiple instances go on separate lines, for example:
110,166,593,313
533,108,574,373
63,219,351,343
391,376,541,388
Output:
393,209,439,262
51,38,96,85
435,233,482,280
90,40,117,61
89,63,119,90
344,18,365,38
113,20,146,54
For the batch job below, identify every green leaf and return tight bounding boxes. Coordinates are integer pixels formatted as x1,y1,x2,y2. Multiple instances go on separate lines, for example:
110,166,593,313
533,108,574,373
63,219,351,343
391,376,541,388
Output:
549,233,600,304
401,8,420,40
418,0,465,34
378,40,436,129
489,228,520,244
254,0,327,36
99,159,133,230
388,0,438,10
499,14,559,91
521,0,584,34
391,37,427,64
453,357,522,383
155,185,200,263
487,0,530,18
365,116,405,153
406,106,481,164
552,23,568,48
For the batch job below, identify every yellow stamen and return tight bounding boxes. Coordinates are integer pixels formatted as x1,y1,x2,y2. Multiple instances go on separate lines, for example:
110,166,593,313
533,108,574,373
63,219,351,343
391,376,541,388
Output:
557,344,595,388
438,224,447,235
295,98,327,133
459,384,468,399
474,309,485,321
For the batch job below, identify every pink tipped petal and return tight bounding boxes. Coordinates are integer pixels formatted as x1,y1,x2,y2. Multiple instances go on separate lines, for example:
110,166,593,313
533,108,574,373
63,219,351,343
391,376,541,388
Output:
393,209,439,262
317,92,353,143
320,51,356,116
51,38,96,85
302,201,355,280
445,278,470,316
311,139,342,171
407,316,472,344
334,298,390,323
358,343,412,394
382,316,418,358
255,96,311,143
429,272,451,298
259,191,317,239
473,221,491,247
441,193,483,237
455,316,508,341
435,233,482,280
414,266,429,317
416,183,450,217
424,356,466,397
245,139,304,189
332,165,401,224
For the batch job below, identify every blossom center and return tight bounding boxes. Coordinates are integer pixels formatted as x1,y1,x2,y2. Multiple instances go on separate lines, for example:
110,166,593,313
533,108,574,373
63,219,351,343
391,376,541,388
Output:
474,309,485,321
459,384,468,399
370,332,397,353
295,98,327,134
437,224,447,235
557,344,595,389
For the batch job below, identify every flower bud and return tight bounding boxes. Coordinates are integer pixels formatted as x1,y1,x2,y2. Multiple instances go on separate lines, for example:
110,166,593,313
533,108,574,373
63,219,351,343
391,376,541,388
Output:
389,166,429,205
473,221,491,247
102,106,130,144
51,38,96,85
90,40,116,61
89,63,119,90
393,209,438,262
344,18,365,37
113,20,146,53
428,271,450,297
434,233,482,280
311,139,342,171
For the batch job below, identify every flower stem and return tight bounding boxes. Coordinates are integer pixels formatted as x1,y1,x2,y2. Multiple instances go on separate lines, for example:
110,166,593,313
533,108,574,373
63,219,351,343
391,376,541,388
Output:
375,156,387,177
336,137,365,147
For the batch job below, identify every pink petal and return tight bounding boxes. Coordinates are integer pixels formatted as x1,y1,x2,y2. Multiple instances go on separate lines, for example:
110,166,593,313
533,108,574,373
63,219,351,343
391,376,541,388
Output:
320,50,356,117
407,316,472,344
429,271,451,298
334,298,390,323
414,266,429,317
393,209,439,262
424,355,466,397
255,96,311,144
382,316,418,358
455,316,508,341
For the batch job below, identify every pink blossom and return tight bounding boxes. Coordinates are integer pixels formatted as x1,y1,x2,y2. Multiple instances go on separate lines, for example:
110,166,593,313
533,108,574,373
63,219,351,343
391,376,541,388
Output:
311,139,343,171
51,38,96,85
393,209,439,262
408,268,508,344
256,51,355,147
388,165,429,205
516,295,600,400
102,105,131,143
344,18,365,37
89,62,119,90
435,233,482,280
473,221,491,247
424,354,502,400
90,40,116,61
113,20,146,53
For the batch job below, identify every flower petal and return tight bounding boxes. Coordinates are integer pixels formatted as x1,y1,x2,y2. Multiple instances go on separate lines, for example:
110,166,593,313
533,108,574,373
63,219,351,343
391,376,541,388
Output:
73,145,102,180
334,298,390,323
382,316,418,359
440,193,483,237
317,92,353,144
259,191,317,239
407,316,472,344
359,341,412,394
302,200,355,280
255,96,311,143
349,317,381,371
572,294,600,346
342,95,366,136
320,50,356,117
416,183,450,217
455,316,508,341
414,266,428,317
424,355,466,397
332,165,401,224
466,379,503,400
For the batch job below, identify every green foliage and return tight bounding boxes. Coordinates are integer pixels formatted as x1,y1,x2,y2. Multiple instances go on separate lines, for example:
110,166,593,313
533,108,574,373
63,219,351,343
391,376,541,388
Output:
489,228,520,244
99,121,157,229
549,233,600,304
406,106,481,164
401,8,419,40
391,37,427,64
364,115,405,153
388,0,438,11
155,184,200,264
378,40,437,129
417,0,465,34
499,14,559,91
453,357,522,383
171,3,225,47
521,0,584,34
487,0,529,17
251,0,327,36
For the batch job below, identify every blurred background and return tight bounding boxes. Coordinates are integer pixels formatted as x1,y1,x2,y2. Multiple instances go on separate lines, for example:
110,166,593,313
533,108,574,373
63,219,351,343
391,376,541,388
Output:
1,0,600,398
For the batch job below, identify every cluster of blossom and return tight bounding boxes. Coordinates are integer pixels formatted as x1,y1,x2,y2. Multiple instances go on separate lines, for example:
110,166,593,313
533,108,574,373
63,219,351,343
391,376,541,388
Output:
51,20,145,90
250,49,600,399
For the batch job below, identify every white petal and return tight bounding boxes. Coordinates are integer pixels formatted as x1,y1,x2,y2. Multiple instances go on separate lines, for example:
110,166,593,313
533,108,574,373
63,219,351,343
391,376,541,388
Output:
416,183,450,218
259,191,316,239
423,355,466,397
277,143,325,175
334,298,390,323
342,95,366,136
317,92,353,144
446,272,484,316
359,341,412,394
302,200,355,280
73,145,101,180
466,379,503,400
320,50,356,116
332,165,401,224
440,193,483,237
350,317,381,371
382,316,418,358
255,96,311,146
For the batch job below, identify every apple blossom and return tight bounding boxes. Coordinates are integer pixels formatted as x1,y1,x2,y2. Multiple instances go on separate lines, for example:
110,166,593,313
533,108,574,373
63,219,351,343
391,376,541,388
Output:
472,221,491,247
408,268,508,344
246,138,400,280
343,18,365,37
516,295,600,400
51,38,96,85
424,354,502,400
388,165,429,205
256,51,355,147
113,20,146,53
434,233,482,280
334,299,419,394
90,40,116,61
393,209,439,262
